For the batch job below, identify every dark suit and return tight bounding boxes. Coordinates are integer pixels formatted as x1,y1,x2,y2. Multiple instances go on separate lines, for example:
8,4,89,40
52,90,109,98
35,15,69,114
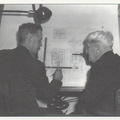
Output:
77,51,120,116
0,45,62,116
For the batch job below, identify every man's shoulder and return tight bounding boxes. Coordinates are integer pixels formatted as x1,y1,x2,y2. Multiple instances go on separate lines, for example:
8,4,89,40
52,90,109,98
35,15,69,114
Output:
0,49,12,56
96,52,120,64
30,57,45,67
0,48,20,61
92,52,120,71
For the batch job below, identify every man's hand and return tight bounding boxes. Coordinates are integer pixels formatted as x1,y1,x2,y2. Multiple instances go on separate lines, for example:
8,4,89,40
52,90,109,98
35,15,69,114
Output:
53,68,63,81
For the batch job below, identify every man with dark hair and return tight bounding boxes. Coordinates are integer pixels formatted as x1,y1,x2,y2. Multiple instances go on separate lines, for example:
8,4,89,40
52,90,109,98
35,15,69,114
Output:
0,23,63,116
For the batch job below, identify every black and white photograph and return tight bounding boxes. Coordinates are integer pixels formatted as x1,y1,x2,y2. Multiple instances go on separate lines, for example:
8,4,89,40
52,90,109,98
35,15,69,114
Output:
0,1,120,119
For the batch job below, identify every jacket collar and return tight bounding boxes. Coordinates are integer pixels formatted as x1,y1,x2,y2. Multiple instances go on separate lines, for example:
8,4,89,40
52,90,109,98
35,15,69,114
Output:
95,51,114,64
16,45,32,57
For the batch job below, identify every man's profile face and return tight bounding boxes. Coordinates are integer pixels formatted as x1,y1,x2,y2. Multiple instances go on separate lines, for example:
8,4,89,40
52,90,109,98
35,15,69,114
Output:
29,29,42,57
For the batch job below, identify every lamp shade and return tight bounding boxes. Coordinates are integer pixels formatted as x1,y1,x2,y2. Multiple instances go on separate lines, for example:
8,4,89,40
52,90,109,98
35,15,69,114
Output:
34,6,52,24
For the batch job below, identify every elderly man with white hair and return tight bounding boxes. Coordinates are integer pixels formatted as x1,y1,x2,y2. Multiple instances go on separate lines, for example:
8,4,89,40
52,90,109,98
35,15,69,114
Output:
76,31,120,116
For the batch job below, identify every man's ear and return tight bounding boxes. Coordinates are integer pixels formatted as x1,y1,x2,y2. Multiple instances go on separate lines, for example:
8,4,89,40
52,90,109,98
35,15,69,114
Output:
26,33,32,43
94,44,100,53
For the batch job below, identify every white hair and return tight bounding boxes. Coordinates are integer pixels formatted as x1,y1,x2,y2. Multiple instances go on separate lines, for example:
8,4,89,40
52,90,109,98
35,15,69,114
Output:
84,31,113,47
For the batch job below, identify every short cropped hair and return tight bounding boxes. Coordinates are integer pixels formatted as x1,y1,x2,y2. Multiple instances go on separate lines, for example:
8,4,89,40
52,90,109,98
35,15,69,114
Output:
17,23,42,45
84,31,113,47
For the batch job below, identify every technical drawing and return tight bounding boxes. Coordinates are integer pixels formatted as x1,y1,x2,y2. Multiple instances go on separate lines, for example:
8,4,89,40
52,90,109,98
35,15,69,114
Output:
51,49,65,67
53,28,66,39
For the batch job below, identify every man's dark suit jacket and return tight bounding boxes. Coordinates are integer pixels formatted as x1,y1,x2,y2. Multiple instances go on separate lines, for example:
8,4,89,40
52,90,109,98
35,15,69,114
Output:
78,51,120,116
0,45,62,116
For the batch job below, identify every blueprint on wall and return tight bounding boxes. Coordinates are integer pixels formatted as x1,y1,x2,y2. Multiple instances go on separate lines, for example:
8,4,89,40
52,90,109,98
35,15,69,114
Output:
38,27,95,87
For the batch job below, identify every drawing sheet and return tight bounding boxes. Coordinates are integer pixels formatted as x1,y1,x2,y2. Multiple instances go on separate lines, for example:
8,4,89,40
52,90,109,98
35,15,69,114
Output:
42,27,96,87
